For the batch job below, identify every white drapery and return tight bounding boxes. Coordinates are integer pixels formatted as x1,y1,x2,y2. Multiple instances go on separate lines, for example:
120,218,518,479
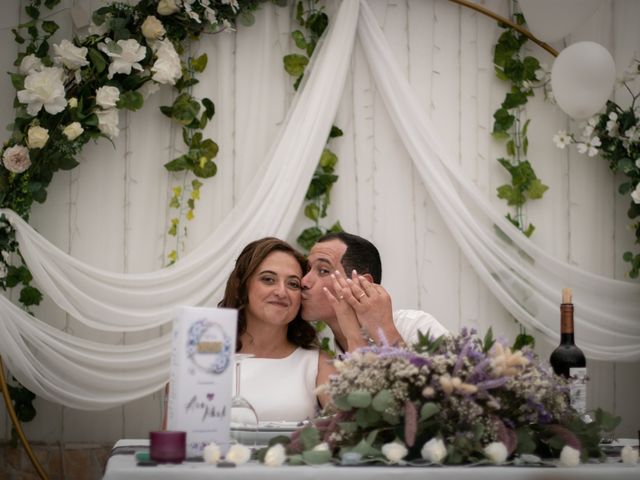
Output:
0,0,638,410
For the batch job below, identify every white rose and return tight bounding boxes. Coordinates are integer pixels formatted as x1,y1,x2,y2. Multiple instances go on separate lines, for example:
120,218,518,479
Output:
157,0,180,16
420,437,447,464
381,442,408,464
52,39,89,70
631,183,640,205
151,40,182,85
226,444,251,465
17,67,67,116
27,126,49,149
264,443,286,467
141,15,166,40
2,145,31,174
63,122,84,141
98,38,146,80
68,97,78,109
559,445,580,467
202,442,221,464
484,442,508,464
95,86,120,109
96,109,120,139
621,445,638,465
19,54,43,75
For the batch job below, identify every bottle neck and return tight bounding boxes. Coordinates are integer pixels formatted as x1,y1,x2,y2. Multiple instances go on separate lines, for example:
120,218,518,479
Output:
560,303,575,341
559,332,576,345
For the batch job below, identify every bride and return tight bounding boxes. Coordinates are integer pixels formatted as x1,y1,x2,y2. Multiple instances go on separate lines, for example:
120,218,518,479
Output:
219,237,335,422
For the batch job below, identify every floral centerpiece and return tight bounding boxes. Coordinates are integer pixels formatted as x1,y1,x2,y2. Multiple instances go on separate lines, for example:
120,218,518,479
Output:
256,328,620,466
553,57,640,278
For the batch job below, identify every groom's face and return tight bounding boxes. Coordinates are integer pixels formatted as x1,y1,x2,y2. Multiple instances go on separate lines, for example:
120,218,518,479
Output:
301,239,347,322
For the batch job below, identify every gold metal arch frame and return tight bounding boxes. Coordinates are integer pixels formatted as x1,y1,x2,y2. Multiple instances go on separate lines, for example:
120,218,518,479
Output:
0,2,557,480
1,356,48,480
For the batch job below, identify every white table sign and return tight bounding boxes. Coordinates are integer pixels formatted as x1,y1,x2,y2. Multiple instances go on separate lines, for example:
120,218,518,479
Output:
167,306,237,457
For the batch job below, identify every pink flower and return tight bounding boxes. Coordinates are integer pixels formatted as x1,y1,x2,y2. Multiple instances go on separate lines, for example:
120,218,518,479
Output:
2,145,31,173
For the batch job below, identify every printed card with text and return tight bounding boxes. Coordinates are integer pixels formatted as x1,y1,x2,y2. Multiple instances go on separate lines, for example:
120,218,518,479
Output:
167,306,237,456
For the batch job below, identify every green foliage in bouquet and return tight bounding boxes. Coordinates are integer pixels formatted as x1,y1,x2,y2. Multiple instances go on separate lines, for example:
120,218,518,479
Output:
261,328,619,466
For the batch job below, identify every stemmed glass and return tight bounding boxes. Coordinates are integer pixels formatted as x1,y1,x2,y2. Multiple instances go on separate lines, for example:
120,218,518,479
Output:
230,353,259,444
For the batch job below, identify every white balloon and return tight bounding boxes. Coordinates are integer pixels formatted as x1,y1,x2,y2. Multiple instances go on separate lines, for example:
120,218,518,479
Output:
519,0,603,43
551,41,615,120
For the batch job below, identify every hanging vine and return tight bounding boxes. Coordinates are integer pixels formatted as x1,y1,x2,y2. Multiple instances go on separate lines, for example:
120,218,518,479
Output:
284,0,343,252
492,7,549,237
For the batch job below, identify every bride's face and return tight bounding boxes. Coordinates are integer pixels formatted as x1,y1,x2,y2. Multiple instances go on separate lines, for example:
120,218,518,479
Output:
245,251,303,327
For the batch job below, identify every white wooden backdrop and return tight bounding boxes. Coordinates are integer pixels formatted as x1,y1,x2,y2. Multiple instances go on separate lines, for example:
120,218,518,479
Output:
0,0,638,443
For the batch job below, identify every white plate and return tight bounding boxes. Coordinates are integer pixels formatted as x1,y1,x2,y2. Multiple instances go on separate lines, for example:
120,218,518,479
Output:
230,421,301,446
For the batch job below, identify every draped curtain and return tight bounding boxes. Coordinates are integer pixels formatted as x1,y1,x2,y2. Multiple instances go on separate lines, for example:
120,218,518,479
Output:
0,0,638,412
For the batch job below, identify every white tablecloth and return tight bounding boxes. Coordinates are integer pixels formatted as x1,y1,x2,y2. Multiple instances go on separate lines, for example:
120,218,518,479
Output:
103,440,640,480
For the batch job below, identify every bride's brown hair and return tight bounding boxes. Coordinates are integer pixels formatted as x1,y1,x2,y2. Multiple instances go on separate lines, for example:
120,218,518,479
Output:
219,237,318,351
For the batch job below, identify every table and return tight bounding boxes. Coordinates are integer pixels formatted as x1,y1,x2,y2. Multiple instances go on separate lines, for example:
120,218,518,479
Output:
103,439,640,480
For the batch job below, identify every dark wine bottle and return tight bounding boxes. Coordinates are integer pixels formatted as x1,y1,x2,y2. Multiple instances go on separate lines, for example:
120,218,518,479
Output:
550,288,587,415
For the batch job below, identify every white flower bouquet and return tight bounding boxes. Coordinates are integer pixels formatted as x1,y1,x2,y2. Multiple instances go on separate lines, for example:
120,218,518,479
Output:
259,328,620,466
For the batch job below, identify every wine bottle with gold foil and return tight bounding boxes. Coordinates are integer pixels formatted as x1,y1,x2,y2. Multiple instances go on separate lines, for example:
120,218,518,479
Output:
549,288,587,415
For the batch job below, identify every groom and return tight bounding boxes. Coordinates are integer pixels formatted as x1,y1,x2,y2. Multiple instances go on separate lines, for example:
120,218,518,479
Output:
301,232,448,353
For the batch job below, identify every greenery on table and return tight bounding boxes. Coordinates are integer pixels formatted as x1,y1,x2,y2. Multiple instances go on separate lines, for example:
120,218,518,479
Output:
258,328,620,466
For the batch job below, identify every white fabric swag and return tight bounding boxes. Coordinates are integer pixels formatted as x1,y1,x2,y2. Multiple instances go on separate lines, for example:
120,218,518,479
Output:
0,0,638,410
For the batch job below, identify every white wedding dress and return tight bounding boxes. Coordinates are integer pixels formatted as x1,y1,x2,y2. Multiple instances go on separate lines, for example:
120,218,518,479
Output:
238,348,319,423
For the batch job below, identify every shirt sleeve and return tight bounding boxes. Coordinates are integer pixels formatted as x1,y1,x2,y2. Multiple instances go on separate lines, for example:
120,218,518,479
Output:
392,309,449,345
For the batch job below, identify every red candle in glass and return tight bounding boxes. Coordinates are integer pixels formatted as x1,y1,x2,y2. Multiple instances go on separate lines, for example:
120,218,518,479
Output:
149,431,186,463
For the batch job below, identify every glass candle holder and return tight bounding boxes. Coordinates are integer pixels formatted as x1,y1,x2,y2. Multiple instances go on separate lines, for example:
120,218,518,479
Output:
149,431,186,464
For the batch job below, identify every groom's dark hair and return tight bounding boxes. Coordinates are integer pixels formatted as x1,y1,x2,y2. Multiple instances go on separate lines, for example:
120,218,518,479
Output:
317,232,382,284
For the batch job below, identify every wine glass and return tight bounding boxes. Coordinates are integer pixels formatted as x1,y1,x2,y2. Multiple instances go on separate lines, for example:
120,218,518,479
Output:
230,353,259,445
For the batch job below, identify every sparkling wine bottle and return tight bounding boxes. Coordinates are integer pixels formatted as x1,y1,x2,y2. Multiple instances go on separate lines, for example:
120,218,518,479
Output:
550,288,587,415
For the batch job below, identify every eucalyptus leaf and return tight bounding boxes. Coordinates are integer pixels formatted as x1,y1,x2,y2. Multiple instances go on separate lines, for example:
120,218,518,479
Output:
302,449,331,464
347,390,372,408
355,406,381,427
299,427,320,451
419,402,440,421
371,389,393,413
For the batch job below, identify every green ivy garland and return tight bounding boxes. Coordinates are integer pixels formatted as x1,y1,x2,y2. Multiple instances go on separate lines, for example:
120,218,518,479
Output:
492,8,548,238
284,0,343,253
